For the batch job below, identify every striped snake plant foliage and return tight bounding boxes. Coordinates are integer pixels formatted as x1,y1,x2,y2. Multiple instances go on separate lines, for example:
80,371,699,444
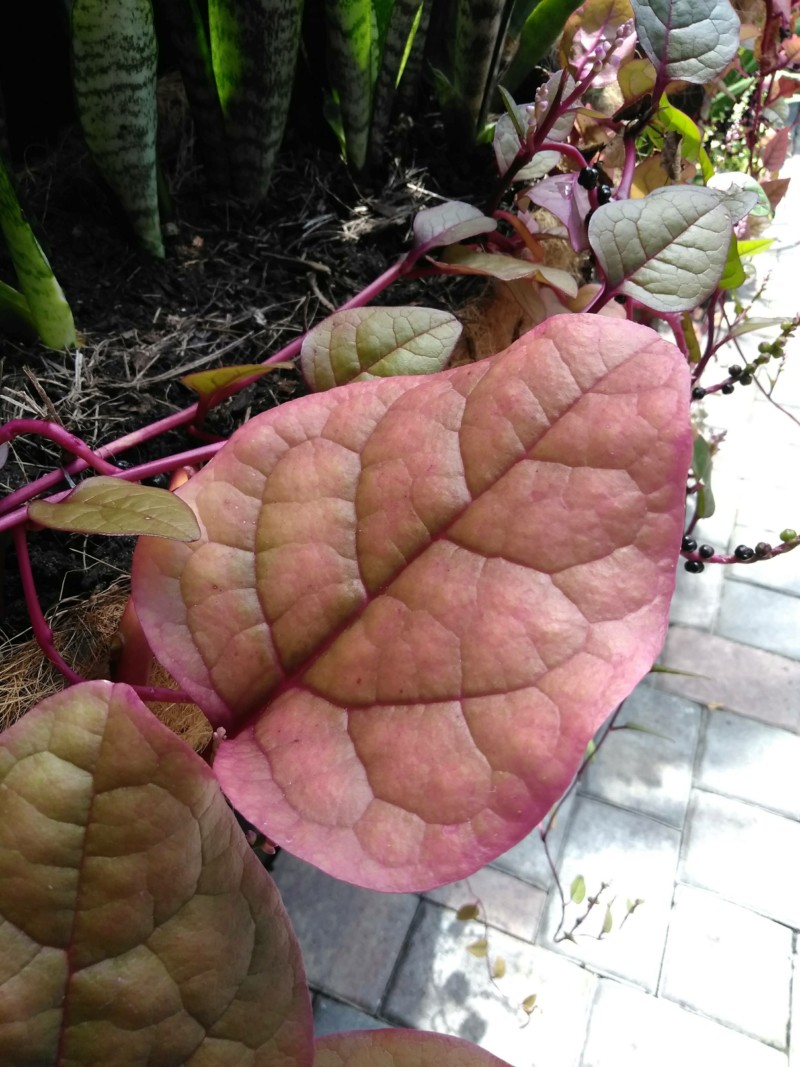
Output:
71,0,164,257
451,0,510,135
326,0,428,168
209,0,305,202
153,0,231,191
0,155,76,349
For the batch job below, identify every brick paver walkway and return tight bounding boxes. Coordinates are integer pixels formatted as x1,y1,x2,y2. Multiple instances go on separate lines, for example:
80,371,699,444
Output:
271,155,800,1067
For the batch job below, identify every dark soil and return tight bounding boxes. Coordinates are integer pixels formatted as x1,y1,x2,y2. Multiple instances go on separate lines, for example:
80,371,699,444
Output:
0,109,493,643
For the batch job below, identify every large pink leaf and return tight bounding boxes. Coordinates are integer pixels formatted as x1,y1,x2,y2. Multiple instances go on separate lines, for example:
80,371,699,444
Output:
132,315,691,892
0,681,312,1066
315,1030,512,1066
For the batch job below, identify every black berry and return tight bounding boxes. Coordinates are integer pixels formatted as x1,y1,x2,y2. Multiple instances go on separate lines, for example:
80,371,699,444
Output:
728,365,742,378
578,166,600,189
699,544,715,559
721,383,735,394
740,373,753,385
685,560,705,573
596,184,613,205
754,541,771,558
692,386,706,400
682,536,698,552
734,544,755,560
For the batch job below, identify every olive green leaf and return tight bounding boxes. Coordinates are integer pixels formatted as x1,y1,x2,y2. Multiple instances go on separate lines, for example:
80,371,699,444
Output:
301,306,461,390
29,477,201,540
413,200,497,249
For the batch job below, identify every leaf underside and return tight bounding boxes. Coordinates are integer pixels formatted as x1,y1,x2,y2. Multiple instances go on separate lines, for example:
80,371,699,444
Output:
0,681,312,1066
132,315,691,892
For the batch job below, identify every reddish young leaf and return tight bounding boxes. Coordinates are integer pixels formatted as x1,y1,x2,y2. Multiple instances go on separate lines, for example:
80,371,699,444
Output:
132,315,691,891
0,681,312,1066
315,1029,512,1066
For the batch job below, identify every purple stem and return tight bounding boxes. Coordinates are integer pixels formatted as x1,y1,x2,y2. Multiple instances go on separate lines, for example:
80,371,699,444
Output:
12,522,195,702
0,420,121,476
1,259,411,522
0,442,224,535
617,137,637,200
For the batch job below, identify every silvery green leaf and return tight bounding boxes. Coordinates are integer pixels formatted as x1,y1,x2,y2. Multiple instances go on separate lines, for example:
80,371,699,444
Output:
413,201,497,249
631,0,740,84
493,72,576,180
709,171,771,219
588,186,733,313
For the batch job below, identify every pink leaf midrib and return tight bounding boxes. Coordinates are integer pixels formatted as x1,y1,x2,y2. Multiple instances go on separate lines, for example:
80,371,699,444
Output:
222,338,669,731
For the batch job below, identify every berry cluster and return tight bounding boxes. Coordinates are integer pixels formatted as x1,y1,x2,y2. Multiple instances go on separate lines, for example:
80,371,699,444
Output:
690,320,798,401
681,529,799,572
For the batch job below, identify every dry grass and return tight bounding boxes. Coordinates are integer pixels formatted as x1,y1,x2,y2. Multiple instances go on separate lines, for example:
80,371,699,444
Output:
0,581,212,750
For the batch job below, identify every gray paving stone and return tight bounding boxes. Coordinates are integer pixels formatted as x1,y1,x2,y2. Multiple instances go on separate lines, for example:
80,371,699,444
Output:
385,900,596,1067
424,864,547,942
656,627,800,731
492,788,577,890
698,711,800,819
670,557,725,629
312,995,391,1037
791,948,800,1067
538,797,681,992
580,684,701,828
581,978,789,1067
680,790,800,927
660,884,792,1047
270,852,419,1013
716,580,800,660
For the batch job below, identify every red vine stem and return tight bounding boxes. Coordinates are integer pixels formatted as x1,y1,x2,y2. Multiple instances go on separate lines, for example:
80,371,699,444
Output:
12,522,195,702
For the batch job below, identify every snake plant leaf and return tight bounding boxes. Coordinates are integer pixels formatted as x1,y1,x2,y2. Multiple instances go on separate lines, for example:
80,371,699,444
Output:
0,680,313,1066
413,201,497,250
132,314,691,892
29,477,202,540
209,0,304,200
300,306,461,390
588,187,733,313
631,0,740,84
153,0,230,189
315,1030,513,1067
370,0,425,164
0,156,76,348
451,0,508,134
324,0,377,170
72,0,163,257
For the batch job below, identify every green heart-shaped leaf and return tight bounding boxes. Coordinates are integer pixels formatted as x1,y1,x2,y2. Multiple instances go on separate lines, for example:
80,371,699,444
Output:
588,187,733,312
413,201,497,250
301,307,462,390
29,477,201,540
